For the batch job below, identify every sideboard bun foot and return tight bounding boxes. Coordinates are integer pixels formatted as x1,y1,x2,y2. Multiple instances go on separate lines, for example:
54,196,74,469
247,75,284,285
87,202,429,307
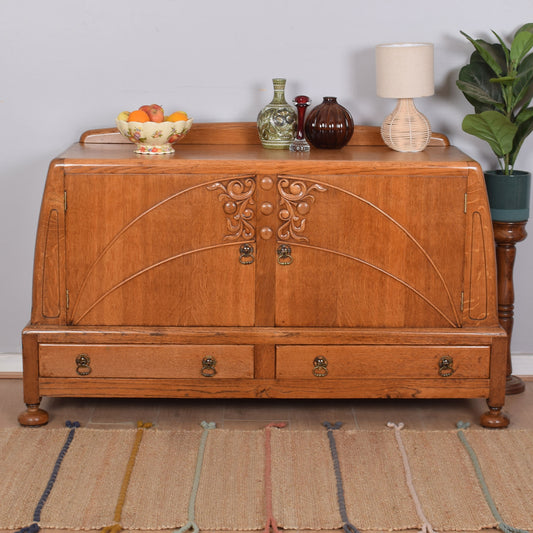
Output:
18,404,49,427
480,405,510,428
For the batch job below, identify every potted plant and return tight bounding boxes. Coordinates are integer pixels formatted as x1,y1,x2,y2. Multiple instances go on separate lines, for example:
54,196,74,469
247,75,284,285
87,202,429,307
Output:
456,23,533,221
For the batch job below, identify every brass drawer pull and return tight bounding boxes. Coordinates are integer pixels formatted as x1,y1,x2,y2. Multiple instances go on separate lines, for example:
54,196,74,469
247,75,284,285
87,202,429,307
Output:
313,356,328,377
277,244,293,265
75,354,92,376
239,243,254,265
438,356,455,377
201,356,217,377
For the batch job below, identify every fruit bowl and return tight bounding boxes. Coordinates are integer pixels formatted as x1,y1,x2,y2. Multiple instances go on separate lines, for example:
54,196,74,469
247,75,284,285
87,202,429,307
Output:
116,118,193,154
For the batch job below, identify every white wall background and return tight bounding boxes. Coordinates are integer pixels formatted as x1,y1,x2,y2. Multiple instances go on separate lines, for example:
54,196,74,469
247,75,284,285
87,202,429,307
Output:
1,1,532,362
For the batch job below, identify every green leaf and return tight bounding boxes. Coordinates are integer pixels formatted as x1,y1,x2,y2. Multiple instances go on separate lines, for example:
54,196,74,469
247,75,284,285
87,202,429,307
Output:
471,45,507,70
462,110,517,158
510,30,533,64
516,106,533,125
515,23,533,35
510,110,533,166
457,79,504,108
514,52,533,105
461,31,506,76
457,62,504,110
492,30,511,65
514,23,533,45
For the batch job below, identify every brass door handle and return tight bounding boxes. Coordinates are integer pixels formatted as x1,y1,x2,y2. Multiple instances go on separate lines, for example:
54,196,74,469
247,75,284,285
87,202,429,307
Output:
313,356,328,377
438,356,455,377
201,356,217,377
75,354,92,376
239,243,254,265
277,244,293,265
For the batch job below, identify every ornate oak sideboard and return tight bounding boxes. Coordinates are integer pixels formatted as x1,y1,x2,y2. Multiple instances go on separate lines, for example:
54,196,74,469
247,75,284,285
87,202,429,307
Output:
20,122,509,427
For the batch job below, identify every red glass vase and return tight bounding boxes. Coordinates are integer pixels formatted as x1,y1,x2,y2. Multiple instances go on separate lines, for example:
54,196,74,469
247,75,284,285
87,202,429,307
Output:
304,96,354,149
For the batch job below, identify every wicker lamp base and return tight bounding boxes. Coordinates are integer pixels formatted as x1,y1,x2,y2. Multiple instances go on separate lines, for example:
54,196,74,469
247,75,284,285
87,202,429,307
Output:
380,98,431,152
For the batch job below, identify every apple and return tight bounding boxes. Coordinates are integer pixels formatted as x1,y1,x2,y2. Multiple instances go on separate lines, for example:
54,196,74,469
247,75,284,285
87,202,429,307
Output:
139,104,164,123
117,111,130,121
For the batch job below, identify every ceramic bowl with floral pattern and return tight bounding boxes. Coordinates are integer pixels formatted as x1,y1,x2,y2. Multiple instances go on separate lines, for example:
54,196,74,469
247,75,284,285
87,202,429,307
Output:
116,118,193,154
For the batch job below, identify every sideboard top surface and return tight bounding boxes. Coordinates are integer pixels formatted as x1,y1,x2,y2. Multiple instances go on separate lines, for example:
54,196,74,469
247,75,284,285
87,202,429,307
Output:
54,123,478,174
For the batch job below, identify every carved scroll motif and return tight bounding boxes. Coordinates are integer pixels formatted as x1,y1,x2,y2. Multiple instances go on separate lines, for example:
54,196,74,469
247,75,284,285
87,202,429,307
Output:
278,178,327,242
207,178,256,240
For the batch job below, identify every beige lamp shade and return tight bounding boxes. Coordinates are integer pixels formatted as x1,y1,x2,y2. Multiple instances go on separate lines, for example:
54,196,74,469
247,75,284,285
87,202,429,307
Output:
376,43,434,98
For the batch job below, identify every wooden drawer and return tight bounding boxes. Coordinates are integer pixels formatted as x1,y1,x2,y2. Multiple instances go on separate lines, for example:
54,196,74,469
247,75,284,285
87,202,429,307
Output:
276,345,490,379
39,344,254,379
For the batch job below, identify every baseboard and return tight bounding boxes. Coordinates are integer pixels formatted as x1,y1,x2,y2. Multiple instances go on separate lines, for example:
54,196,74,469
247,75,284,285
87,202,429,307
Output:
0,353,22,374
1,352,533,377
510,354,533,377
0,354,23,375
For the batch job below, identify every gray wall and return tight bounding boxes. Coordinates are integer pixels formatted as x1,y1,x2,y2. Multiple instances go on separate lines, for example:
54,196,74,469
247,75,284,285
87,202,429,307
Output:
1,0,532,357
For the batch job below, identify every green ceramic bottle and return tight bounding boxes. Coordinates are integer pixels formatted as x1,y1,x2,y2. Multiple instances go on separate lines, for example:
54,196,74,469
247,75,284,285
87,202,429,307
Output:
257,78,297,149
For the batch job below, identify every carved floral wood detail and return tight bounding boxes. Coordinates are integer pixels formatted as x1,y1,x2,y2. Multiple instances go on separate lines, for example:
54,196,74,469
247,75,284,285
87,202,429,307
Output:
207,177,256,240
277,177,327,242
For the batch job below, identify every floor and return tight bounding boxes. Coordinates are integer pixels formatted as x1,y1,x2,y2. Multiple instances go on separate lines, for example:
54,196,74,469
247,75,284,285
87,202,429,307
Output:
2,376,532,430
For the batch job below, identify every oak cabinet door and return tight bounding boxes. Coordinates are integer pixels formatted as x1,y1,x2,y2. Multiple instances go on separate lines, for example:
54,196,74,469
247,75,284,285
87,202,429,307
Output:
275,174,467,328
65,173,256,326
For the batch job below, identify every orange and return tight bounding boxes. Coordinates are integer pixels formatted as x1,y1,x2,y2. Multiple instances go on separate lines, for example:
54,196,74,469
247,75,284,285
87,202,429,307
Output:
128,109,150,122
167,111,188,122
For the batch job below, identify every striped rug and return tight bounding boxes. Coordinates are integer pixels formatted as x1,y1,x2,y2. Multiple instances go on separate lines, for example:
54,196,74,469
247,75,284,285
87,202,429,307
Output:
0,422,532,532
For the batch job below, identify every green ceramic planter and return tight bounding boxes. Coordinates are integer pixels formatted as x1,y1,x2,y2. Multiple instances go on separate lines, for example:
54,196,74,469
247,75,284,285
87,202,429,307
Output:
484,170,531,222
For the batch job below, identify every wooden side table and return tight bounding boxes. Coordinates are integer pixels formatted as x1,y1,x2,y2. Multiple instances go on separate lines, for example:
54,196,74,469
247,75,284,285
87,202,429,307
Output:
493,221,528,395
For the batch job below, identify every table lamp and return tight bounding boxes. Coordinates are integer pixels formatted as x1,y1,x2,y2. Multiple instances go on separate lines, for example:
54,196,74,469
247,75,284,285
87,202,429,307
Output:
375,43,434,152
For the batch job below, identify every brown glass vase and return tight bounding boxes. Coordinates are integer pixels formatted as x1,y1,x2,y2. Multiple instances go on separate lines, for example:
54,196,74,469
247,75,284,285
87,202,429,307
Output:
304,96,354,149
